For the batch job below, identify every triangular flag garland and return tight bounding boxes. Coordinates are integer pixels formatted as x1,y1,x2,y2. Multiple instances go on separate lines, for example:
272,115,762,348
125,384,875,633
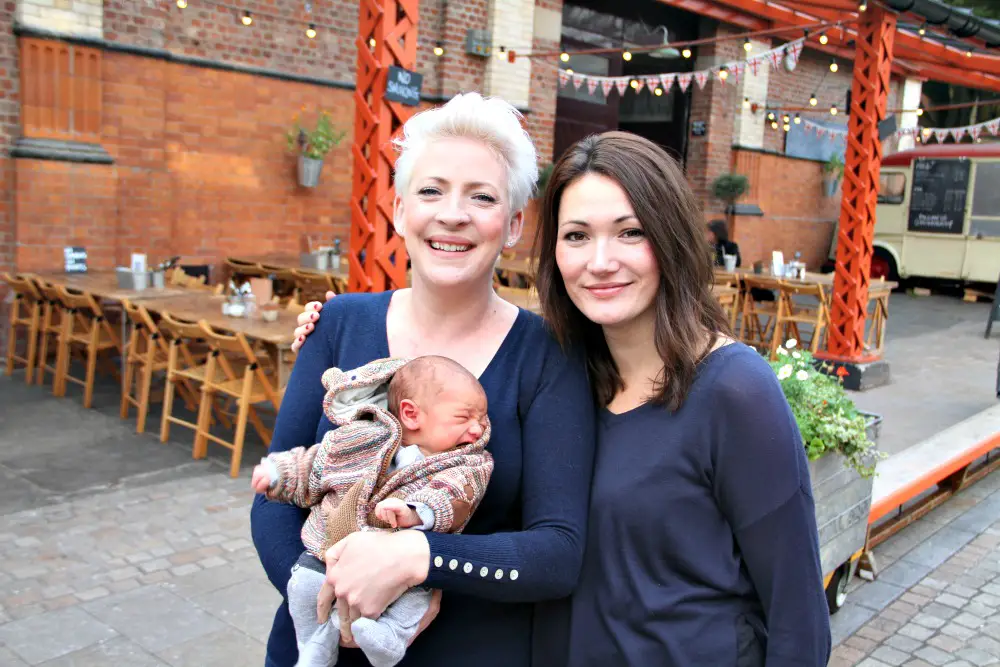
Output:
555,38,805,99
796,114,1000,145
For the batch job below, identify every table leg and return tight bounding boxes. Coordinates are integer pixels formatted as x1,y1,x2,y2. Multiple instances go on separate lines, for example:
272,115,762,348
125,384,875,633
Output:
120,316,128,395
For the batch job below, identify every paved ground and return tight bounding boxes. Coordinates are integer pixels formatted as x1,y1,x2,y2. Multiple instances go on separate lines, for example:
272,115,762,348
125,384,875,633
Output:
0,290,996,665
848,291,998,456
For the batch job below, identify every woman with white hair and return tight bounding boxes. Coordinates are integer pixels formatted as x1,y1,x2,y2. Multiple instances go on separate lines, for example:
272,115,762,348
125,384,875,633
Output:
251,93,595,667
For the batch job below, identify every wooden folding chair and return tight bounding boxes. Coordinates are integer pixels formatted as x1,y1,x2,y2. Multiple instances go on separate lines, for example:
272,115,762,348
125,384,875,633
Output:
2,273,43,384
120,300,198,433
30,277,67,391
225,258,267,282
291,269,338,304
739,275,782,352
713,271,742,330
769,281,830,360
864,283,892,356
195,323,285,477
53,285,122,408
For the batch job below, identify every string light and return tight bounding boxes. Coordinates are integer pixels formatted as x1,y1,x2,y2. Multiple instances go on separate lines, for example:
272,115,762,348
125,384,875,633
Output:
918,23,927,36
630,79,639,89
809,94,818,107
744,38,752,52
830,59,839,73
623,51,632,61
783,123,791,132
966,50,973,58
369,37,376,47
916,108,924,116
241,10,252,26
560,52,569,62
830,105,839,115
681,48,692,59
771,120,779,130
176,0,187,7
743,97,751,109
767,111,776,121
565,68,573,74
819,34,829,45
718,67,729,81
654,87,663,96
858,1,868,12
305,23,316,38
433,42,444,57
782,113,790,123
794,113,801,124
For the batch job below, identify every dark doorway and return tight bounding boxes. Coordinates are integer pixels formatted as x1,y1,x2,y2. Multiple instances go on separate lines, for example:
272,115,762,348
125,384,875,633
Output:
553,0,700,163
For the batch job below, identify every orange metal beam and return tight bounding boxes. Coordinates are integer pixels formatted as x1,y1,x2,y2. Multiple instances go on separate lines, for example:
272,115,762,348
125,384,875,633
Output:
824,6,896,362
905,63,1000,94
349,0,417,292
657,0,768,31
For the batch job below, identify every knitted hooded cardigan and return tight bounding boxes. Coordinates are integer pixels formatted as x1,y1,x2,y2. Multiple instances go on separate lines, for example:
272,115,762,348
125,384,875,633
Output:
264,357,494,562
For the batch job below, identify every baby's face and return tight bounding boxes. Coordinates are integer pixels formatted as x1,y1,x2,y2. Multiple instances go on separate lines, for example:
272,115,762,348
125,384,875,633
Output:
414,385,488,454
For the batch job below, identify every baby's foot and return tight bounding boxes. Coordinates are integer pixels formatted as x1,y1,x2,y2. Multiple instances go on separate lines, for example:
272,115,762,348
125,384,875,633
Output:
352,617,406,667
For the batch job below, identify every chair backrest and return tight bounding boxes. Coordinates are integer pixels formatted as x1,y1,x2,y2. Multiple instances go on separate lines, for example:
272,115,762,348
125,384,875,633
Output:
1,273,43,301
778,280,826,301
198,321,282,406
56,285,105,319
742,275,784,292
291,269,336,302
31,277,64,305
121,299,170,356
157,311,205,342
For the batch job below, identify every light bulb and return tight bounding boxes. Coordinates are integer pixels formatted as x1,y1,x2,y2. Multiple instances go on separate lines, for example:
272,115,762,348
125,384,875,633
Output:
830,106,839,116
176,0,187,8
654,87,663,96
744,38,752,52
767,111,775,121
918,23,927,36
433,43,444,57
771,121,779,130
794,114,801,124
830,60,839,73
916,108,924,117
783,123,791,132
369,38,376,47
305,24,316,39
819,34,829,45
966,50,973,58
858,1,867,11
630,79,639,89
743,97,751,109
565,68,573,75
682,48,691,59
783,114,790,123
719,68,728,81
809,95,818,107
623,51,632,61
241,10,252,26
560,52,569,62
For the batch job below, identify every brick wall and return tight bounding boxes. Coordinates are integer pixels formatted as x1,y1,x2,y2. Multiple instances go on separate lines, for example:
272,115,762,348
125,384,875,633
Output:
731,147,839,269
1,0,18,352
13,50,360,275
686,19,741,215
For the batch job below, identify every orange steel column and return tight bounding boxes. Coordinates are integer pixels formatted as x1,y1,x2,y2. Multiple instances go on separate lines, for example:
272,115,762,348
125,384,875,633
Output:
824,6,895,363
349,0,418,292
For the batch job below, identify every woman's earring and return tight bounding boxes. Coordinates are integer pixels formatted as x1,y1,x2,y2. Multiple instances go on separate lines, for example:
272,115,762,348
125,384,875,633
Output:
505,239,516,248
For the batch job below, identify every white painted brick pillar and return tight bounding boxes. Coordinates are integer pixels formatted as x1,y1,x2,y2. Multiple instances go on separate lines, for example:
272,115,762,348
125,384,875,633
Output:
483,0,534,107
16,0,103,39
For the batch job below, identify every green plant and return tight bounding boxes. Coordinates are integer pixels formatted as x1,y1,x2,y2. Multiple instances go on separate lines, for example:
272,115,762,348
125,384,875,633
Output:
287,109,346,160
711,173,749,207
823,152,845,179
769,339,883,478
536,163,555,196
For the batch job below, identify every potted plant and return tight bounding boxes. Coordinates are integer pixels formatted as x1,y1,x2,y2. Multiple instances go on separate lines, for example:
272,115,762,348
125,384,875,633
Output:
822,153,845,197
770,339,884,613
711,172,750,214
286,109,346,188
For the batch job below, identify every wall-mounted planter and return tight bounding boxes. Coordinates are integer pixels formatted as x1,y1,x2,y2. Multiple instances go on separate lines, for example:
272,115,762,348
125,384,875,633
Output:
298,156,324,188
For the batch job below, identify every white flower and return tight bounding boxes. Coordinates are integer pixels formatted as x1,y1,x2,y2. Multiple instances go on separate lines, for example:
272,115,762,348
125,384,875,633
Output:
776,346,787,356
796,369,809,381
777,364,793,380
792,351,801,359
785,339,798,349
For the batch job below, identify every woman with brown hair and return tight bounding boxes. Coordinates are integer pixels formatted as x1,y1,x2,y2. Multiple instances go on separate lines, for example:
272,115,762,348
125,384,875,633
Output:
293,130,830,665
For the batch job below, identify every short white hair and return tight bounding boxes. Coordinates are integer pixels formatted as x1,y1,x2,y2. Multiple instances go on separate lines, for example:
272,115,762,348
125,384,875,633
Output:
393,92,539,213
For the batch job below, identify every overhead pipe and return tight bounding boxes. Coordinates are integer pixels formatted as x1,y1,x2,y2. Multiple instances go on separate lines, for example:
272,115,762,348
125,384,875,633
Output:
883,0,1000,48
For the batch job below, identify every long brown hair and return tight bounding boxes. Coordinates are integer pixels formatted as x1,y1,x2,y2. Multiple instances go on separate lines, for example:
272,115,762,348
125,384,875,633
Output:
534,131,731,410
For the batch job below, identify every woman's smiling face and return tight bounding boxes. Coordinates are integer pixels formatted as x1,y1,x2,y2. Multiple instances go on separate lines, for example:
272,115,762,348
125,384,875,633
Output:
395,137,522,290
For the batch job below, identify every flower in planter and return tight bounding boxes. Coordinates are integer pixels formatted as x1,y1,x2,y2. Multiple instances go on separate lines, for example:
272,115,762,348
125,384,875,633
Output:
768,339,884,478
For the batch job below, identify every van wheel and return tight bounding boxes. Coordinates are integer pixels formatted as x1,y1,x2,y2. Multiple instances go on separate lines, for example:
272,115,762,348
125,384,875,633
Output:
871,249,897,282
826,563,851,614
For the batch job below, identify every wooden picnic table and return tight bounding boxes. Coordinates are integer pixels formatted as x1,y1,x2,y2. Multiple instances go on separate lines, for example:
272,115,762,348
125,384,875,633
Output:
496,284,739,316
139,293,301,348
720,268,899,292
28,271,191,302
228,253,350,282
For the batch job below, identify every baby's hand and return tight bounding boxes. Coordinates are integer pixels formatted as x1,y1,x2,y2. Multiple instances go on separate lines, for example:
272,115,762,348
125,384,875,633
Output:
251,465,271,494
374,498,422,529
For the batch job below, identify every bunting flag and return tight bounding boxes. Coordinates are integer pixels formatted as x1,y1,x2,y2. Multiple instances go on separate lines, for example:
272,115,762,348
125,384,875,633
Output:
988,119,1000,135
970,125,982,141
548,38,804,100
788,40,804,63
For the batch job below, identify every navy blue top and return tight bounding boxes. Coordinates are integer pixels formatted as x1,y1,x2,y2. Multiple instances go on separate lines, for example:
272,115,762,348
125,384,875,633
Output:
567,344,831,667
250,291,596,667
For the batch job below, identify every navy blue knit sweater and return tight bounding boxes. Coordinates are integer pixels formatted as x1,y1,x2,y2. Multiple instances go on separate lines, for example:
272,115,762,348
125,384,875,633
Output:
250,291,596,667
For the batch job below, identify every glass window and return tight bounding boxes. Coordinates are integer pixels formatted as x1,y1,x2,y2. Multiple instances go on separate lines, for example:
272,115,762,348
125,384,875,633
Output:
972,162,1000,216
878,172,906,204
969,218,1000,238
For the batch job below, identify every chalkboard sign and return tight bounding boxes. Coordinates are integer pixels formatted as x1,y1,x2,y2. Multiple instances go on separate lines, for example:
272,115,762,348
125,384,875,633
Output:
907,158,970,235
691,121,706,137
63,246,87,273
385,66,422,107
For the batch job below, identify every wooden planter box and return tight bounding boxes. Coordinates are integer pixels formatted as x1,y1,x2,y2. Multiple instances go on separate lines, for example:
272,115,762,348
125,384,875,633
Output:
808,412,881,580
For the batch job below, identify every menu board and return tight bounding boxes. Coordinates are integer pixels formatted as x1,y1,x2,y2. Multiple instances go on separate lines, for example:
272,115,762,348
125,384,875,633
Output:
63,246,87,273
907,158,970,234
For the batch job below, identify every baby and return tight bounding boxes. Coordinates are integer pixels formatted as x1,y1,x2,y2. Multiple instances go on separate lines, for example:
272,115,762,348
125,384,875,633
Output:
252,355,493,667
